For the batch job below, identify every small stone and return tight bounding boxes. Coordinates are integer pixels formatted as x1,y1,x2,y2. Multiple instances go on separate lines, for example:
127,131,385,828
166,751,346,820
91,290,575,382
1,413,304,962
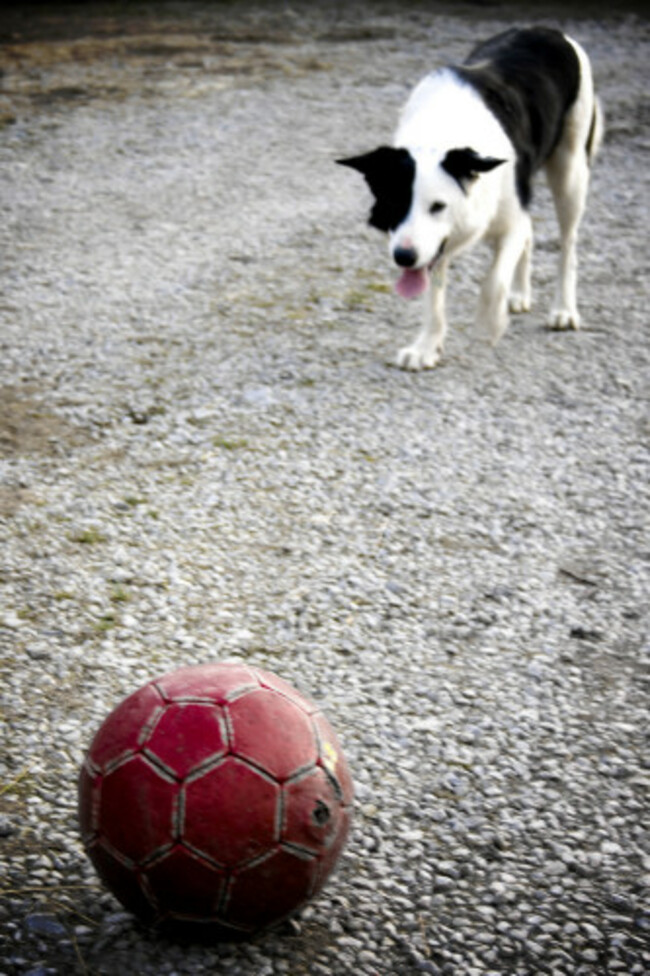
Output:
582,922,603,942
0,815,15,837
581,948,600,963
24,914,67,938
433,875,455,892
25,646,51,660
361,804,379,819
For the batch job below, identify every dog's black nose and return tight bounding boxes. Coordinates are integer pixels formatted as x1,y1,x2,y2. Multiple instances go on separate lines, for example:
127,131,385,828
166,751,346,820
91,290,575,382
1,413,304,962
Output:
394,246,418,268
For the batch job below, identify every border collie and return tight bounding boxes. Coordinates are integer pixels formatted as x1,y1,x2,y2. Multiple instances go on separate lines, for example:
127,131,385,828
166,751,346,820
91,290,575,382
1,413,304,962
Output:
338,27,603,370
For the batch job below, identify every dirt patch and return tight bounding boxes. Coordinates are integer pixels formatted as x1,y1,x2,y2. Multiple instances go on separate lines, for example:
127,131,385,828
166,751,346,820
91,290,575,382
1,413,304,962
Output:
0,386,90,515
0,5,335,118
0,387,86,459
0,387,86,519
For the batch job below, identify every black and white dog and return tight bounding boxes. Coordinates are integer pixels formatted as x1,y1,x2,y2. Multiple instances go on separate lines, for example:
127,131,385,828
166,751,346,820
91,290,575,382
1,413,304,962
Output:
338,27,603,370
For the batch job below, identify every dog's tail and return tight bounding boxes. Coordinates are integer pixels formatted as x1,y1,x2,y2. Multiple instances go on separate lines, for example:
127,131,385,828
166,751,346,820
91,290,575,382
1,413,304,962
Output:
567,35,604,167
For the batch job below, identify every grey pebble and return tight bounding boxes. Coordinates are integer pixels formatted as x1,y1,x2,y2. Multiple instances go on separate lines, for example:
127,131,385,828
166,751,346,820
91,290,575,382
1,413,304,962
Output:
24,915,67,938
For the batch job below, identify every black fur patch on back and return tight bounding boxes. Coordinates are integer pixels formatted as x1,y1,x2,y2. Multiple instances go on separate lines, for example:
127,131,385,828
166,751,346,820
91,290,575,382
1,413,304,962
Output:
337,147,415,232
453,27,580,207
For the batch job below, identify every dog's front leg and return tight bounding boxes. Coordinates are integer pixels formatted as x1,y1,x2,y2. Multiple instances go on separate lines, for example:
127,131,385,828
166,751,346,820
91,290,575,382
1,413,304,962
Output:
478,220,530,344
397,264,448,371
509,216,533,314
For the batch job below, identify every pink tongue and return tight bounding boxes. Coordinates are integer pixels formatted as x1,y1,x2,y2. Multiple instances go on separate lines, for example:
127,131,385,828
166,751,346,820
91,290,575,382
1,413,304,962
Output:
395,268,428,300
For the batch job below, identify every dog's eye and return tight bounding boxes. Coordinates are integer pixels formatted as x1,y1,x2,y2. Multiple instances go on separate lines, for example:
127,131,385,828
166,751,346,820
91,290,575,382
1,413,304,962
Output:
429,202,446,215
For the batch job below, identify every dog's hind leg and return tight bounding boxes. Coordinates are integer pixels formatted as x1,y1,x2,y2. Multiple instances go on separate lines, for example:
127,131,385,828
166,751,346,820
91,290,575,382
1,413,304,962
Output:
544,37,600,331
545,147,590,329
397,263,448,370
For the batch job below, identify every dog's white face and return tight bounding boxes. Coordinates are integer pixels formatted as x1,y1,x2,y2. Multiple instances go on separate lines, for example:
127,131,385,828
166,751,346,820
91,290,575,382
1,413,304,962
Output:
338,145,505,298
387,151,455,288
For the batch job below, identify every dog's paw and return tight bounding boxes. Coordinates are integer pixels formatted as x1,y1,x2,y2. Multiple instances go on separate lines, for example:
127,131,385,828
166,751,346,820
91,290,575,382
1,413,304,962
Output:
547,308,580,331
508,292,531,314
482,312,510,347
396,342,441,371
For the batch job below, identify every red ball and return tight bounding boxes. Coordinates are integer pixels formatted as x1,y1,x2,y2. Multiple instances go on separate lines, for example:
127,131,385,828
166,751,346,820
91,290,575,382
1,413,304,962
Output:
78,662,353,937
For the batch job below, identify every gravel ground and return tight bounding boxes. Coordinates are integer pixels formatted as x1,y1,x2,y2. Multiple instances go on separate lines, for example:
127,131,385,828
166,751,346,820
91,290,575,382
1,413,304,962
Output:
1,2,649,974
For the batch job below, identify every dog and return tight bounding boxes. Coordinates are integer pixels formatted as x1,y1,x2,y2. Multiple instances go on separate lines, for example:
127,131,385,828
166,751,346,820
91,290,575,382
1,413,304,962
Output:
338,27,603,370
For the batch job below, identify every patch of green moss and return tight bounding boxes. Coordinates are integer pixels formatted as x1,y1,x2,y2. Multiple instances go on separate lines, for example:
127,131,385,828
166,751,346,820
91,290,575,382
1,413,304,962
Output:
69,527,106,545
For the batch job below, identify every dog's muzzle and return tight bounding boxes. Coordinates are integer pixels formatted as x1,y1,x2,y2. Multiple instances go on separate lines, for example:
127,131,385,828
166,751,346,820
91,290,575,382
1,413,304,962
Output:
394,246,419,268
394,239,448,300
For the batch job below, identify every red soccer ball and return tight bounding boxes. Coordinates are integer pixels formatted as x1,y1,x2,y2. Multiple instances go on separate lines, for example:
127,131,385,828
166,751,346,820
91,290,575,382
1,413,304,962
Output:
78,662,353,937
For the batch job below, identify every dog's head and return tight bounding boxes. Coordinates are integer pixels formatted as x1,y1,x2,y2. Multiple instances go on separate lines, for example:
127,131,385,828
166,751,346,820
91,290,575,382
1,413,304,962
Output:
338,146,504,297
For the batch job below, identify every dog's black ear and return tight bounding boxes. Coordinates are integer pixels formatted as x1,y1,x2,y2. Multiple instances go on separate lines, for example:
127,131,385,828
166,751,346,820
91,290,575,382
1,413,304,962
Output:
337,147,408,182
337,147,415,232
337,152,377,173
442,148,505,192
